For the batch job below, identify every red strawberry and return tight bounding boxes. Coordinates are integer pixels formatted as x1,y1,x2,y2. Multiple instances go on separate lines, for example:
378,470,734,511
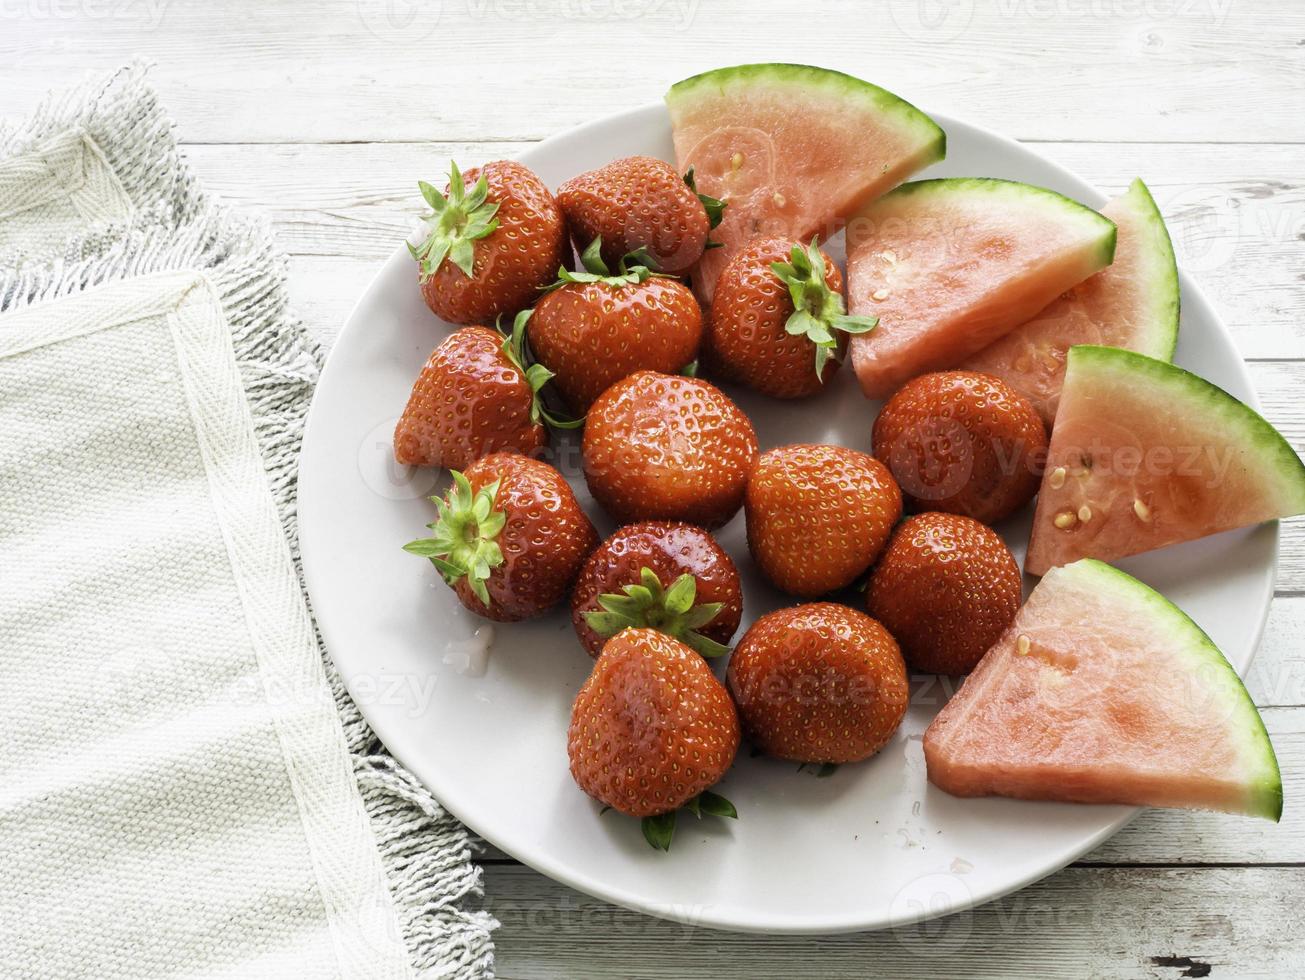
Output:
873,371,1048,525
582,371,759,529
411,160,566,325
570,521,742,658
745,444,902,597
727,603,909,764
404,453,597,621
556,156,721,275
866,512,1021,675
393,313,557,469
709,238,876,399
568,628,740,848
527,240,703,413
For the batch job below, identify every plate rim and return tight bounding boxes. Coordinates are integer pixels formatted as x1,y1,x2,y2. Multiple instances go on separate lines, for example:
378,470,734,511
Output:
297,102,1278,934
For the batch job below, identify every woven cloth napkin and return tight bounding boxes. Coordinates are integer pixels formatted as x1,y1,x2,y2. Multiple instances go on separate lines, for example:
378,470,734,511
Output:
0,67,495,979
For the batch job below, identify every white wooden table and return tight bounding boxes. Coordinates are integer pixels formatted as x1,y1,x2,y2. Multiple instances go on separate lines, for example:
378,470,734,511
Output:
5,1,1303,975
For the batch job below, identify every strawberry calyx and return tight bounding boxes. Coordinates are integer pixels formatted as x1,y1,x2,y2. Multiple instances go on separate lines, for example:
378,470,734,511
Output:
641,789,737,851
542,237,667,292
409,161,501,282
584,567,730,659
770,239,879,379
496,309,584,430
402,471,506,607
682,166,727,230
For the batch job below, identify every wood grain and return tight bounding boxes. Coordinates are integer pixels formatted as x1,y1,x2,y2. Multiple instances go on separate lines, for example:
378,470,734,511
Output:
484,863,1303,978
1,0,1301,144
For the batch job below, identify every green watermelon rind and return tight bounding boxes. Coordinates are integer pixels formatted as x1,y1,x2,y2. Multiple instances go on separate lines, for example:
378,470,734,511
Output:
866,177,1118,266
1113,177,1180,361
1068,345,1305,515
665,63,946,166
1059,559,1283,821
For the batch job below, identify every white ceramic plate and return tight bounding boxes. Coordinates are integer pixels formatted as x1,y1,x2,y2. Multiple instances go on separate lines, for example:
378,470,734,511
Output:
297,103,1277,934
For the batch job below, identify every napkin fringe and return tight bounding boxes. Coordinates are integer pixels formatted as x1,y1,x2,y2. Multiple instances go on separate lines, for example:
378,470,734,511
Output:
0,69,497,977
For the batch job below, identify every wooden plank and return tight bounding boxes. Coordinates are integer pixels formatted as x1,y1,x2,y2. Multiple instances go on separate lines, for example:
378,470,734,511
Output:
481,863,1303,979
1,0,1302,144
190,140,1305,360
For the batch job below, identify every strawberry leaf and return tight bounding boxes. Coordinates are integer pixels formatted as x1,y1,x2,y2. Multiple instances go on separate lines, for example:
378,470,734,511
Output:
583,566,730,658
696,790,737,819
403,471,507,607
769,238,880,380
683,166,727,229
410,161,501,282
642,811,676,851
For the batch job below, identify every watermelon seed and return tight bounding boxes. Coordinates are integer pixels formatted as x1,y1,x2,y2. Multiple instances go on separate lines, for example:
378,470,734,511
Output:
730,152,744,171
772,191,786,207
872,288,890,302
1054,511,1078,530
1133,498,1152,522
1016,634,1031,656
1049,466,1067,489
1077,505,1093,523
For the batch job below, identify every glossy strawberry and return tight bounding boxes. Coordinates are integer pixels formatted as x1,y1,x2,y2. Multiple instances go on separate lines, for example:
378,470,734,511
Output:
557,156,721,275
728,603,909,764
568,628,740,847
709,237,876,399
866,513,1021,675
411,160,566,325
393,313,556,469
571,522,742,658
873,371,1048,525
582,371,758,529
745,444,902,597
528,240,703,413
404,453,597,621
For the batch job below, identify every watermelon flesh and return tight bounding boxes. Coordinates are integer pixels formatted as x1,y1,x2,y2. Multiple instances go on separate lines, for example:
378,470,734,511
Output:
846,178,1118,399
665,64,945,305
1026,345,1305,576
924,559,1282,819
963,178,1179,425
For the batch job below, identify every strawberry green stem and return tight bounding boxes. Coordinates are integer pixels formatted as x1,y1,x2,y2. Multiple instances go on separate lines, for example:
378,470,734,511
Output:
409,161,501,281
402,471,506,607
497,309,583,430
584,567,729,658
770,239,879,379
541,236,667,292
641,789,737,852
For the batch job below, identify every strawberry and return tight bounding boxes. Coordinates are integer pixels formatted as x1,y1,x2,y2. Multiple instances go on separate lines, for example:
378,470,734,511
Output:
568,628,740,848
866,512,1021,675
873,371,1048,525
582,371,758,529
570,521,742,658
745,444,902,597
527,239,703,413
556,156,723,275
393,312,563,469
727,603,909,764
404,453,597,621
708,238,877,399
411,160,566,326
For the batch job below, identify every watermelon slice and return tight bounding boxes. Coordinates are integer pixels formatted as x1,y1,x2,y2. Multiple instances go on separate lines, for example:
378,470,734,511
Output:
924,559,1282,819
963,178,1180,424
1026,345,1305,576
846,178,1118,399
665,64,945,305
